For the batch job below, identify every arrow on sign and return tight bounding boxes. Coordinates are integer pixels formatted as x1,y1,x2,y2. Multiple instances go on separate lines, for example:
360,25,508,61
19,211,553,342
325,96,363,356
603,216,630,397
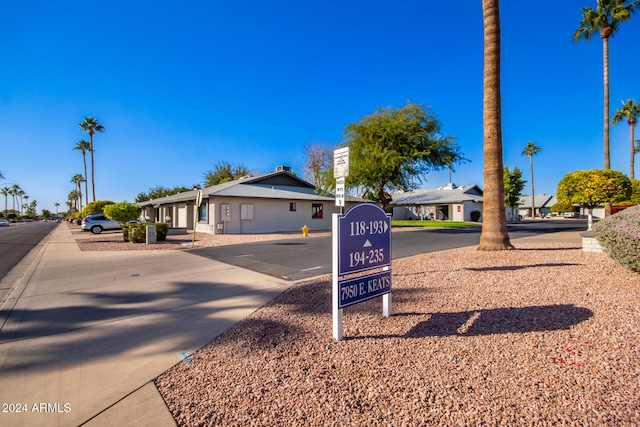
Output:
383,222,389,233
363,239,372,248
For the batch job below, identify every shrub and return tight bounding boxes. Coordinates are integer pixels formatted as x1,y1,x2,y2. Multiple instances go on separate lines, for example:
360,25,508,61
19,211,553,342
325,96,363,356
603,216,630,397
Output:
81,200,115,217
470,210,481,222
592,205,640,273
126,223,168,243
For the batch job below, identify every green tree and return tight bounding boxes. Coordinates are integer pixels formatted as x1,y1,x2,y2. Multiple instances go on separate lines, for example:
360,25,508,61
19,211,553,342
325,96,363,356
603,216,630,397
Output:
550,199,576,215
71,173,86,211
74,139,92,202
522,141,542,218
612,99,640,179
556,169,632,229
615,178,640,205
68,189,80,213
342,102,462,210
104,201,142,226
203,161,250,187
479,0,513,250
503,166,526,208
81,200,115,217
79,117,104,202
1,187,8,217
135,185,195,203
574,0,640,171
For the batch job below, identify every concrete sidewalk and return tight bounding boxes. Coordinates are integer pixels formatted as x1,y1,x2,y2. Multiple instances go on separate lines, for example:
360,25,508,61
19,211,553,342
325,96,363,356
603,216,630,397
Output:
0,224,292,427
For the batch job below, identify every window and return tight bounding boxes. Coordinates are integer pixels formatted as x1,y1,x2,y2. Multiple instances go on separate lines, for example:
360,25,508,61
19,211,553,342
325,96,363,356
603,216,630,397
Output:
241,203,254,220
312,203,323,219
289,202,296,212
198,199,208,222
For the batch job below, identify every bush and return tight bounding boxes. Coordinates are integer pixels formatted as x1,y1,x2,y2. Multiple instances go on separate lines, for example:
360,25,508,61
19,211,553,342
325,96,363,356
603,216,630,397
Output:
592,205,640,273
81,200,115,217
126,223,168,243
470,210,481,222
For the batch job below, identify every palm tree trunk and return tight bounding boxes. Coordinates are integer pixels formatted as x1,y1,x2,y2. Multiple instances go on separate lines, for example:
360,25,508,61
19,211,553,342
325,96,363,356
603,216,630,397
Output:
83,153,90,205
631,123,636,180
90,135,96,202
603,35,612,217
478,0,513,251
530,155,535,218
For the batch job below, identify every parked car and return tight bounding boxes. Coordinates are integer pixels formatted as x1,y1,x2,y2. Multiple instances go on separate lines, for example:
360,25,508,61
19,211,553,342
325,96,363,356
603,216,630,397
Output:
81,214,121,234
0,219,9,227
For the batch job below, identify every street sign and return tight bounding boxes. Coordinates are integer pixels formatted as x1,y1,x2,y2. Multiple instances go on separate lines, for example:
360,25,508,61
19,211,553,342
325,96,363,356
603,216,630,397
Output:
338,270,391,308
335,177,345,207
337,203,391,275
334,147,349,178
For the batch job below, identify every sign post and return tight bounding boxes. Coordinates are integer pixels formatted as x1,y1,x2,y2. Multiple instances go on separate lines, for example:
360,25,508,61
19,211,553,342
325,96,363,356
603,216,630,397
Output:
332,203,392,341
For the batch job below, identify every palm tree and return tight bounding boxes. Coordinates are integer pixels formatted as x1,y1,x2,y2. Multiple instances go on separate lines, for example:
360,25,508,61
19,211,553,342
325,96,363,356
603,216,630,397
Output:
10,184,19,213
79,117,104,202
522,141,542,218
70,174,85,211
74,139,92,203
574,0,640,170
17,189,24,215
612,99,640,179
478,0,513,251
1,187,9,217
0,171,4,179
23,195,29,217
55,202,60,217
68,190,80,214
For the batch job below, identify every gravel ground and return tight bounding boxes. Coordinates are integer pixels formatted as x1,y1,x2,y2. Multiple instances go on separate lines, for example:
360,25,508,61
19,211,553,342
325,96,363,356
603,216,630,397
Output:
154,242,640,426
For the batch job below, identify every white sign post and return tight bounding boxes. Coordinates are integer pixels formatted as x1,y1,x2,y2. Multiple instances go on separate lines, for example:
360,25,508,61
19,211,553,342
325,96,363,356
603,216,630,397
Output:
335,177,345,207
334,147,349,178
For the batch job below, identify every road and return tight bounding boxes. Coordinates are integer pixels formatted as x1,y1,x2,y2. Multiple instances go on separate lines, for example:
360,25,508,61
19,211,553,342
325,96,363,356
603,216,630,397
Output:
0,221,58,281
190,219,588,281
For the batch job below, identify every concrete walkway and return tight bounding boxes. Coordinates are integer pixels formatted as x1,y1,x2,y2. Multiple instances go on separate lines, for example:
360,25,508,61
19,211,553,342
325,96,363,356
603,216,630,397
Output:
0,224,292,427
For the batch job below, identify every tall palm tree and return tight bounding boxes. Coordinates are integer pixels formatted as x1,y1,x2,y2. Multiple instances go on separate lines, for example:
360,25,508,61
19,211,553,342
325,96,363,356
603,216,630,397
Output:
522,141,542,218
23,195,29,216
55,202,60,217
1,187,9,217
10,184,20,213
71,174,85,211
17,189,24,215
478,0,513,251
574,0,640,170
79,117,104,202
74,139,92,203
612,99,640,179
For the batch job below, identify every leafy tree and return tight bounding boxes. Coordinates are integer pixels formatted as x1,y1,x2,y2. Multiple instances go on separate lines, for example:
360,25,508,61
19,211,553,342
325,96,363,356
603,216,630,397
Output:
42,209,52,219
81,200,115,217
522,141,542,218
342,102,463,210
79,117,104,202
556,169,632,229
612,99,640,179
104,202,142,226
479,0,513,250
504,166,526,208
550,199,576,214
135,185,195,203
74,140,92,201
203,161,250,187
615,178,640,206
574,0,640,171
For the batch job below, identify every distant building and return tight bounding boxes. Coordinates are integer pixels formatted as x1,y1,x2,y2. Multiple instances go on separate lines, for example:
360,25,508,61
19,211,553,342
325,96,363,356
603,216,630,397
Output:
138,168,356,234
518,195,557,218
390,183,484,222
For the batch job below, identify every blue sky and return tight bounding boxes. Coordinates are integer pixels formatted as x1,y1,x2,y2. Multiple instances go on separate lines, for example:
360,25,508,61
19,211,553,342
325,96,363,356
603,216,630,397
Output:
1,1,639,213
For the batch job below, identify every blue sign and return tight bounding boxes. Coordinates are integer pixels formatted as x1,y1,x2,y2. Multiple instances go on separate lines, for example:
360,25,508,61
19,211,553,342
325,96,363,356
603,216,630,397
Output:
338,270,391,308
338,203,391,275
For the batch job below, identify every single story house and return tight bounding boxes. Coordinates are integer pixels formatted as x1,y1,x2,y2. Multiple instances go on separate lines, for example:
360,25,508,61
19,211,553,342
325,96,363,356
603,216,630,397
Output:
518,195,558,218
390,183,484,222
138,167,355,234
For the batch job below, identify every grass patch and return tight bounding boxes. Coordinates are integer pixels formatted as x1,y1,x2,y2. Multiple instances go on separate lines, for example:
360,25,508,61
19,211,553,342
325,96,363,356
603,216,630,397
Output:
392,220,481,228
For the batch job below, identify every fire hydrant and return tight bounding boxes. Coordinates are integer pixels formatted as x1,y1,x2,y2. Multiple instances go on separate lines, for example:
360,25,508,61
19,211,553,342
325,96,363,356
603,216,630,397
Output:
301,224,309,237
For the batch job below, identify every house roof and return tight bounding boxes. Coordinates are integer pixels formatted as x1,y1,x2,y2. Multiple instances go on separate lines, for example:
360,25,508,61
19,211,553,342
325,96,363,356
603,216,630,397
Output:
518,194,556,209
390,184,484,206
138,170,335,207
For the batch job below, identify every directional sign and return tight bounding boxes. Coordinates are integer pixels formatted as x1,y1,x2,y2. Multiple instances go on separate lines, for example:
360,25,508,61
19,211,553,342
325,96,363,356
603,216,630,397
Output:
338,203,391,276
334,147,349,178
335,177,345,207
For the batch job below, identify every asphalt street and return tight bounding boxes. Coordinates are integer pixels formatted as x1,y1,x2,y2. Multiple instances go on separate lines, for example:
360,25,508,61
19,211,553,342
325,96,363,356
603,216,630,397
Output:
189,219,588,281
0,221,57,281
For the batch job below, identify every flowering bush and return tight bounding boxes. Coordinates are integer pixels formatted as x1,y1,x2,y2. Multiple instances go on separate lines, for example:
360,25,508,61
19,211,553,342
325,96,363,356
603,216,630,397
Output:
593,205,640,273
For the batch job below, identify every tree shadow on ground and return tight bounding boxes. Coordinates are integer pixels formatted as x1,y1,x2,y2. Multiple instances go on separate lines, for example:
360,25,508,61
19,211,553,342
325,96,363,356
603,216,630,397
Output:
465,263,581,272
